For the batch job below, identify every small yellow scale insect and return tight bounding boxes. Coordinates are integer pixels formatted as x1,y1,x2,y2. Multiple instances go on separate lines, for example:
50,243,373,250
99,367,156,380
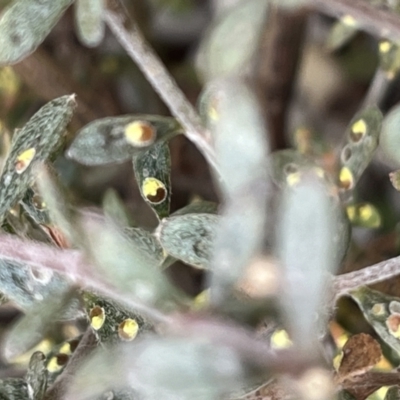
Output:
15,147,36,174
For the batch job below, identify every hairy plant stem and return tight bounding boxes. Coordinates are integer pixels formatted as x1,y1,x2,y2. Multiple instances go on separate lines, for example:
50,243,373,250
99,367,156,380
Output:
0,233,170,323
333,254,400,300
311,0,400,40
104,0,219,172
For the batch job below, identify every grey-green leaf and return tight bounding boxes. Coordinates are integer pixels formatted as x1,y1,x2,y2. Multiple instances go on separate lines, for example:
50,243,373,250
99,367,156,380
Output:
133,142,171,220
210,183,267,304
202,78,269,196
196,0,268,81
380,103,400,167
276,175,338,353
68,336,245,400
66,115,182,166
0,0,73,66
0,379,29,400
156,213,219,269
74,0,105,47
350,286,400,355
84,292,153,345
0,259,69,311
339,106,382,190
124,227,165,267
0,95,76,221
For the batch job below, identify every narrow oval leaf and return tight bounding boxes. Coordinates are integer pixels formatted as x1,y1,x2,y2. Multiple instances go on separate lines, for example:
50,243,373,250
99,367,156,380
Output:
66,115,182,166
276,174,338,353
74,0,105,47
350,286,400,355
338,107,382,191
68,336,245,400
84,293,153,345
203,78,269,196
0,259,69,311
0,95,76,221
156,214,219,269
133,142,171,220
0,0,73,66
210,182,268,304
380,103,400,167
196,0,268,81
379,39,400,78
269,149,315,187
123,227,165,267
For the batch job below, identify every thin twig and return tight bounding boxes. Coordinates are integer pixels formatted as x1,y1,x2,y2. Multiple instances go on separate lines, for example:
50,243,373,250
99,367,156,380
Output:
104,0,219,172
311,0,400,40
333,255,400,300
255,5,308,150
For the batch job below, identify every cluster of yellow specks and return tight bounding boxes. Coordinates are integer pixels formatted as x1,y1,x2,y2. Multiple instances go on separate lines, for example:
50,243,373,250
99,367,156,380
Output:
124,121,155,147
89,306,105,330
118,318,139,341
350,119,367,142
346,203,381,229
15,147,36,174
338,167,354,190
142,177,167,204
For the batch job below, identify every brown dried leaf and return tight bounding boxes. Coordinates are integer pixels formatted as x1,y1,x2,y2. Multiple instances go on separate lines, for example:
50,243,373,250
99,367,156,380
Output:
337,333,382,383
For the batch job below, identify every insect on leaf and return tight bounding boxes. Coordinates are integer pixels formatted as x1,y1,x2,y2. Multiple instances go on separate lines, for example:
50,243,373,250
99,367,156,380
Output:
0,0,73,66
0,94,76,222
156,213,219,269
66,115,182,166
74,0,105,48
133,142,171,220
